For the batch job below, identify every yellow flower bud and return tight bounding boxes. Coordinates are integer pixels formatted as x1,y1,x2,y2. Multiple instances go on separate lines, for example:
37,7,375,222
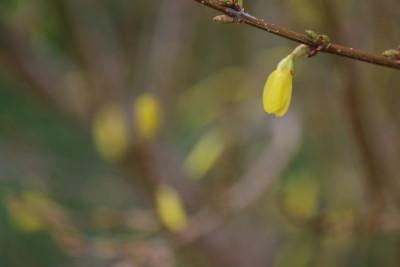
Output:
155,184,187,232
183,129,226,180
263,55,294,117
92,103,129,162
7,194,44,233
134,93,162,141
6,191,57,233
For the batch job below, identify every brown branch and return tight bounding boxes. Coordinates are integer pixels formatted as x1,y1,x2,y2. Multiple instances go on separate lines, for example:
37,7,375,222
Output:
174,114,302,246
193,0,400,70
0,19,91,123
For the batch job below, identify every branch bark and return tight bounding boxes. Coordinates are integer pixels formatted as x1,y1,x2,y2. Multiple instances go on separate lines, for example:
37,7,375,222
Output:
193,0,400,70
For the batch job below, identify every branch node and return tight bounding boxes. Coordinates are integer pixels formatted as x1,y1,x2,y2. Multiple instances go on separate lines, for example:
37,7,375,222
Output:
224,7,245,23
221,0,242,11
382,47,400,60
305,30,331,57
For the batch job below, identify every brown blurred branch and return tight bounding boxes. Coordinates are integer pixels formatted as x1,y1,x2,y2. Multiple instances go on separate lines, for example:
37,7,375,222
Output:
175,114,302,246
50,0,129,102
319,0,387,222
0,20,90,122
193,0,400,70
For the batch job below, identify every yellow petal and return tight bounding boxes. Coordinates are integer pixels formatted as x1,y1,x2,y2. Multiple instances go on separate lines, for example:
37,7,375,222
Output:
155,184,187,232
263,70,292,114
263,55,294,116
274,92,292,116
273,74,293,116
263,70,282,113
92,104,129,162
134,93,162,140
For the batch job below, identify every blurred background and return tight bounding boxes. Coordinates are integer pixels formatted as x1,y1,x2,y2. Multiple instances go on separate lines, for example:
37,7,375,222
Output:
0,0,400,266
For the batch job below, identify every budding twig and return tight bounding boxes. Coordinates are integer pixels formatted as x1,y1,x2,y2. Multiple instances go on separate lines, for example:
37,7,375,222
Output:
193,0,400,70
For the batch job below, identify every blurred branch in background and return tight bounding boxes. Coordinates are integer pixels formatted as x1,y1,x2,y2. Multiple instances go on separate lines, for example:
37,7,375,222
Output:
177,115,301,245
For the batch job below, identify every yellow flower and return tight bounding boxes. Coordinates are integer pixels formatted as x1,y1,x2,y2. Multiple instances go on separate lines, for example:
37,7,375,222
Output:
263,55,294,116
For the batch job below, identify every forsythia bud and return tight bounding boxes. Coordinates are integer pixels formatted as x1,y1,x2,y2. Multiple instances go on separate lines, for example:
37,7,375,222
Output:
184,129,226,180
262,45,308,117
6,191,57,233
305,30,319,43
134,93,162,141
7,193,44,233
155,184,187,232
263,55,294,116
92,104,129,162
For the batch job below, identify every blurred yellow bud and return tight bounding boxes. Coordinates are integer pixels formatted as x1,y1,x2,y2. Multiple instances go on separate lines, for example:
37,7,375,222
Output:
134,93,162,140
282,174,319,219
92,104,129,162
6,191,55,233
155,184,187,232
7,196,43,233
184,129,226,180
263,55,294,116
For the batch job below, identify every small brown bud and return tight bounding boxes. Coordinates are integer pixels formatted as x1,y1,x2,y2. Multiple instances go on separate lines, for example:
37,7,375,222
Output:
213,15,236,24
382,49,400,59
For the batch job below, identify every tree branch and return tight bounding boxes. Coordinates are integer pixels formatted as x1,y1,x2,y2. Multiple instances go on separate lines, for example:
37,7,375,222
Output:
193,0,400,70
175,114,302,245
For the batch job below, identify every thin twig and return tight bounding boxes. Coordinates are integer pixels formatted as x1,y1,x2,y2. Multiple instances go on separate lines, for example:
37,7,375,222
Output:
193,0,400,70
